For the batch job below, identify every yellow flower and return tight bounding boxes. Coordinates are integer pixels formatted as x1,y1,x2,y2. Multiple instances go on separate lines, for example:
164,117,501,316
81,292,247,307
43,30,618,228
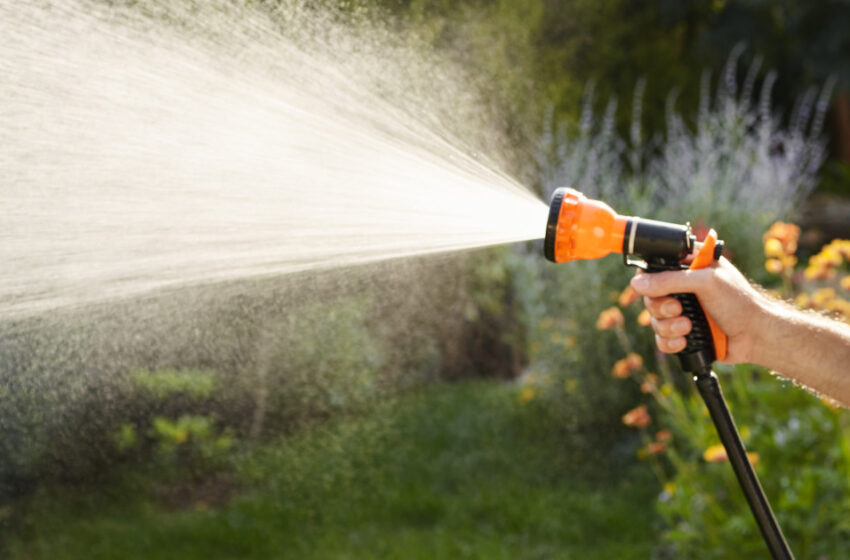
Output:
518,387,536,404
703,444,727,463
663,481,676,496
765,258,784,275
596,307,625,330
764,238,784,258
812,288,836,308
834,240,850,260
805,265,828,280
826,298,850,318
702,444,759,466
637,309,652,326
794,293,811,309
820,247,843,267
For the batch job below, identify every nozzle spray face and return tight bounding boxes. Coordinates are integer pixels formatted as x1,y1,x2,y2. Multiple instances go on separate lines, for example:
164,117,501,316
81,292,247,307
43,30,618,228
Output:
543,188,627,263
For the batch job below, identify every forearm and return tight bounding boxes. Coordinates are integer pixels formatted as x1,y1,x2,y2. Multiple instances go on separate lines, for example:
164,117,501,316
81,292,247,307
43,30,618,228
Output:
753,299,850,406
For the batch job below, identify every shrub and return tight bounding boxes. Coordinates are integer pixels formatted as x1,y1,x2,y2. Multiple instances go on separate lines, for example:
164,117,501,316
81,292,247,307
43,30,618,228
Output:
114,368,235,481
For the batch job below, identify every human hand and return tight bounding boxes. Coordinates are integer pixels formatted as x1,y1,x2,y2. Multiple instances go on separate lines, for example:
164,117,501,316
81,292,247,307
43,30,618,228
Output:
629,257,771,364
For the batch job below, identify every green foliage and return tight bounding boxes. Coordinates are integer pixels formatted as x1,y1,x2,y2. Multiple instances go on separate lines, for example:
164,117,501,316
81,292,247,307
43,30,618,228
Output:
3,383,659,559
114,370,235,480
148,415,234,476
129,368,218,400
655,367,850,559
114,423,137,452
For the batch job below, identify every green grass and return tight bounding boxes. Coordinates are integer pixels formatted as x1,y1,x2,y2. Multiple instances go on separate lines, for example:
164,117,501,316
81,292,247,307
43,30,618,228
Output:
3,382,660,559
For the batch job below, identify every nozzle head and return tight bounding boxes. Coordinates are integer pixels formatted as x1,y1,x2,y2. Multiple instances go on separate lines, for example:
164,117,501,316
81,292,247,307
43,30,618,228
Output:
544,187,627,263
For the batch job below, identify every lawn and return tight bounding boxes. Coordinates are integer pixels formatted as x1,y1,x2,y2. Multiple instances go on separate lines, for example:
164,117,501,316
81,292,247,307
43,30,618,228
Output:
3,382,660,559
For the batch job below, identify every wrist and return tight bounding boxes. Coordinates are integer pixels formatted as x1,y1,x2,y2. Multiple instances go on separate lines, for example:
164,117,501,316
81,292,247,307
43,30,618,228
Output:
746,295,790,369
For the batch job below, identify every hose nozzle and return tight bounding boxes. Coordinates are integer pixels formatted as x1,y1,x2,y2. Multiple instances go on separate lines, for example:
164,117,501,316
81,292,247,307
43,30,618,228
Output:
543,186,727,363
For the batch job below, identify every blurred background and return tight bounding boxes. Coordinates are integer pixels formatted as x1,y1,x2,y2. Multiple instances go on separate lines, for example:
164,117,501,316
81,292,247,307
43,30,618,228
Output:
3,1,850,558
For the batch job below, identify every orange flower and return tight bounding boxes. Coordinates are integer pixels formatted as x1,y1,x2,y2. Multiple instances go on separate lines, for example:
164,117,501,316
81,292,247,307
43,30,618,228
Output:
656,429,672,442
626,353,643,369
596,307,625,330
763,221,800,255
622,405,651,428
611,353,643,378
702,444,727,463
618,285,638,307
611,359,630,378
637,309,652,326
640,373,659,393
647,441,666,454
747,452,760,466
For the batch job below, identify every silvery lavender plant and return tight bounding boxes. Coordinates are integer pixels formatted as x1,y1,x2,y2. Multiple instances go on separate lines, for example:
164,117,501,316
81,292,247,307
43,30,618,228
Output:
539,48,836,275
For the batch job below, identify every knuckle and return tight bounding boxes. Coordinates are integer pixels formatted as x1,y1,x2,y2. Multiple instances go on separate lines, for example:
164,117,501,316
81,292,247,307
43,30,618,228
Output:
655,333,685,354
655,318,674,337
647,296,681,318
653,316,689,337
654,334,674,353
645,297,666,316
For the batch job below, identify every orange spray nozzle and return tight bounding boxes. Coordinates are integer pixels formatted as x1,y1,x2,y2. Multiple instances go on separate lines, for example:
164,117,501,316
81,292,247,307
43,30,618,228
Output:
543,188,628,263
544,187,704,267
543,187,728,366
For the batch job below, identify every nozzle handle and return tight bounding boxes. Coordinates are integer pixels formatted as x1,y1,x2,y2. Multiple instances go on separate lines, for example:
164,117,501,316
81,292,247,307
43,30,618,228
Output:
688,230,728,361
645,229,728,372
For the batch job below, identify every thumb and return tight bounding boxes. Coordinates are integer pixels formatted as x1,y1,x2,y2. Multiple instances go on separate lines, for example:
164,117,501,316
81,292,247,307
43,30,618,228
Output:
630,268,711,298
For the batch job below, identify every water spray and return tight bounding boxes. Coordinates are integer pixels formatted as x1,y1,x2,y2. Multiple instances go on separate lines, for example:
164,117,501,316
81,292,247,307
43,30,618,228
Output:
544,188,793,560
